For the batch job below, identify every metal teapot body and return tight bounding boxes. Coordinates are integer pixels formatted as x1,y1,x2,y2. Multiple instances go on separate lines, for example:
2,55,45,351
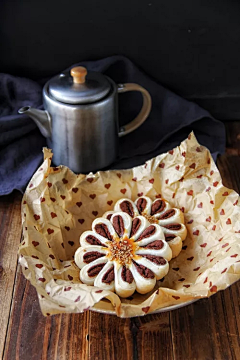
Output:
44,76,118,173
19,67,151,173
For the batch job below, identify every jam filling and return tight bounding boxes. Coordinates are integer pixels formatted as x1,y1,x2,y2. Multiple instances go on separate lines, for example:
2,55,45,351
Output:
164,234,176,241
120,201,134,217
133,261,155,279
102,266,114,283
142,240,164,250
142,254,166,265
162,223,181,230
159,209,176,219
130,218,141,237
112,215,125,237
86,235,107,247
151,200,166,215
136,198,147,214
121,266,134,283
87,263,105,277
95,223,112,240
138,225,156,241
83,251,105,263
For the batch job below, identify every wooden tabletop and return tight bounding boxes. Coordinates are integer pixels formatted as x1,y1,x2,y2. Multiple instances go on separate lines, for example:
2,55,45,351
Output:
1,126,240,360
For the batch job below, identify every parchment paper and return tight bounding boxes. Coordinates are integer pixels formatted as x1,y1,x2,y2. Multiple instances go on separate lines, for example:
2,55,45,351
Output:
19,132,240,317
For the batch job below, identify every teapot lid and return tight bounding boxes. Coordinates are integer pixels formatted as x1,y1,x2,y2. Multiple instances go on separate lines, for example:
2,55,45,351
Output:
48,66,111,104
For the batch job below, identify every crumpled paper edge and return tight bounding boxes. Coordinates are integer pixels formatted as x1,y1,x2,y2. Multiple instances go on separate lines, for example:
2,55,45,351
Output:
19,132,240,317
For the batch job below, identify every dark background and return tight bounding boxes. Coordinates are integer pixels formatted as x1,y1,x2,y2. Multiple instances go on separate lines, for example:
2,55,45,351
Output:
1,0,240,120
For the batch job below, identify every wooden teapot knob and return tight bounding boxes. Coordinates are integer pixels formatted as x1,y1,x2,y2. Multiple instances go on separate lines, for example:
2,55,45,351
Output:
70,66,87,84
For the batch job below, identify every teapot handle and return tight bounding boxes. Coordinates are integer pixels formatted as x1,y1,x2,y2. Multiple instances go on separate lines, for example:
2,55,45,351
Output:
117,83,152,137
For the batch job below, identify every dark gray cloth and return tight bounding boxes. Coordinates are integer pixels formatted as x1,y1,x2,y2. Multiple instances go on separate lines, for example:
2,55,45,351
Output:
0,55,225,195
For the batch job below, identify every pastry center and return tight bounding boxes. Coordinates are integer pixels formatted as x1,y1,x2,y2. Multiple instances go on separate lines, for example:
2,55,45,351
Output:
108,238,137,265
142,214,159,224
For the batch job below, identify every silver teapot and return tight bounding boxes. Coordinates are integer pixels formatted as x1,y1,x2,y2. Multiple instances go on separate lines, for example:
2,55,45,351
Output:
18,66,151,173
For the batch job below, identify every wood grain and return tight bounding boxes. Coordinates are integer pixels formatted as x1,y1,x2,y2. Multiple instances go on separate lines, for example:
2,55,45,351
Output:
0,192,22,360
3,267,89,360
217,154,240,193
170,289,240,360
225,121,240,155
88,312,173,360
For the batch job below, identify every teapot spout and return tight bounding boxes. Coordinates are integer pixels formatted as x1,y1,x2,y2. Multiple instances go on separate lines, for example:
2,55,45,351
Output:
18,106,51,138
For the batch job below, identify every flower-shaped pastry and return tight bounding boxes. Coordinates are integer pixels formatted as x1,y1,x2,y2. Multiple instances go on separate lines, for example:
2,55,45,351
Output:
74,212,172,298
104,196,187,258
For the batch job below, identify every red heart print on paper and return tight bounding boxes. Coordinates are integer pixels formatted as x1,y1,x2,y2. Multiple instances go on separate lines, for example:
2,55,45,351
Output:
36,264,43,269
64,287,72,291
47,228,54,235
142,306,150,313
32,241,39,247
